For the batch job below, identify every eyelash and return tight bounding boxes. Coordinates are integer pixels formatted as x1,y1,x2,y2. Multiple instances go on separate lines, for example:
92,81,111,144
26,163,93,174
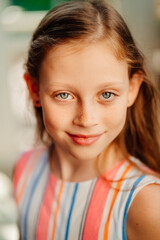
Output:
99,92,115,101
55,92,73,100
55,91,116,101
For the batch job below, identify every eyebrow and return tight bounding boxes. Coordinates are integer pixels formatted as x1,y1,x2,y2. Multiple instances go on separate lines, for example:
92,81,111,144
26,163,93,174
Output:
96,81,125,88
46,81,125,89
44,82,75,90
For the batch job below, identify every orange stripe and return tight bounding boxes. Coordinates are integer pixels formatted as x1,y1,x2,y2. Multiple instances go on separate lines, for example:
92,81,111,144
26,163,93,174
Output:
17,150,42,204
51,181,64,240
103,164,132,239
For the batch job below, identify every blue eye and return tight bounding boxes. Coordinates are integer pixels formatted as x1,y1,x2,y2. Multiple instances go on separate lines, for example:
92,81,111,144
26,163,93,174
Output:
100,92,115,100
56,92,72,100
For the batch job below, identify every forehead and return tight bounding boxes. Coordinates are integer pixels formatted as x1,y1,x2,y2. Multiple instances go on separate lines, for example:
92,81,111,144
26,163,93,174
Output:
44,38,125,60
39,40,128,86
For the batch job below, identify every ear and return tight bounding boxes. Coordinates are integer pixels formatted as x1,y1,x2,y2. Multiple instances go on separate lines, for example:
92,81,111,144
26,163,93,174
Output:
127,72,143,107
24,73,41,107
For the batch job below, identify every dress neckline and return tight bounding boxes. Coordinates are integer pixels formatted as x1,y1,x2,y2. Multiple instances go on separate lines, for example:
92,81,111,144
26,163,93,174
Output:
44,147,127,185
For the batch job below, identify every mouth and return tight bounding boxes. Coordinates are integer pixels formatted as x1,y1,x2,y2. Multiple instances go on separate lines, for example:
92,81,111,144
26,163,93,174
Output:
67,133,103,146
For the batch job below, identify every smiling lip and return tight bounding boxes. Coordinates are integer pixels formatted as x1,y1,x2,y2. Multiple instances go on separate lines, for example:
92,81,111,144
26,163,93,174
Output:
67,133,103,145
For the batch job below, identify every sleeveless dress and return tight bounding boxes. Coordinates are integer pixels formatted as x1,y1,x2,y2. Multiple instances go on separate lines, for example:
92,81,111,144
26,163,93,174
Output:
13,147,160,240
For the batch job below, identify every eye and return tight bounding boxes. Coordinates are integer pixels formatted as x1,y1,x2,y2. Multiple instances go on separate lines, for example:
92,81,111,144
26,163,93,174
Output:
99,92,115,101
56,92,73,100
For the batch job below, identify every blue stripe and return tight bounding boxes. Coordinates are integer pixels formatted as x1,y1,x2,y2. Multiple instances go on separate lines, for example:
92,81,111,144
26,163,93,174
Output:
122,175,145,240
19,153,45,236
65,183,79,240
23,158,48,240
113,174,133,240
58,183,70,240
19,152,47,211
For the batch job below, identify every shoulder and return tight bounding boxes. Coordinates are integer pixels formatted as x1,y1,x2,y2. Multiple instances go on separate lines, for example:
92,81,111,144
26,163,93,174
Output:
13,147,47,190
126,183,160,240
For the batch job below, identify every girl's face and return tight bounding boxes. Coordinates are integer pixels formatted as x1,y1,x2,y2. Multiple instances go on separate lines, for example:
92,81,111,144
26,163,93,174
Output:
38,41,141,163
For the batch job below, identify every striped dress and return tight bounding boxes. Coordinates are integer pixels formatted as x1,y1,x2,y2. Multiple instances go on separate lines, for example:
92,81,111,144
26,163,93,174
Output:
13,147,160,240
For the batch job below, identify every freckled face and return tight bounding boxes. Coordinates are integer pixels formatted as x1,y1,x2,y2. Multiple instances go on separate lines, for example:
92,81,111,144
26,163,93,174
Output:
39,41,130,163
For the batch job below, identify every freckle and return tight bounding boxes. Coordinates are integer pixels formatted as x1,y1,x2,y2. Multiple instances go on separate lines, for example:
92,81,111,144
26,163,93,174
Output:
136,222,139,226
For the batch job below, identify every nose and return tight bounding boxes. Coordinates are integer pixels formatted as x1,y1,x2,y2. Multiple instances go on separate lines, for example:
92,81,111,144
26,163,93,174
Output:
72,102,98,128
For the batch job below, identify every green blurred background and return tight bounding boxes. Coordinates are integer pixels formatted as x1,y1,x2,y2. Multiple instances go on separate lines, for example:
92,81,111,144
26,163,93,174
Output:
12,0,73,10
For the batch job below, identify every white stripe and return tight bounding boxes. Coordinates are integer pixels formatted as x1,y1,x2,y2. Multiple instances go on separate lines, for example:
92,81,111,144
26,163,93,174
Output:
67,180,94,240
19,151,47,238
56,181,79,240
111,167,138,240
27,162,49,239
16,148,46,197
15,151,35,196
47,180,62,240
55,182,71,240
128,176,160,211
98,161,130,240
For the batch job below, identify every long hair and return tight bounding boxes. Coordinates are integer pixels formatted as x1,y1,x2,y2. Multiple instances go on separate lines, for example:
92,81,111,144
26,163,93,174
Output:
25,0,160,172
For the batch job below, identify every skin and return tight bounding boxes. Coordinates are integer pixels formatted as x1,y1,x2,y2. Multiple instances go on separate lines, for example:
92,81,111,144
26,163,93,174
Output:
126,184,160,240
25,40,142,182
25,40,160,239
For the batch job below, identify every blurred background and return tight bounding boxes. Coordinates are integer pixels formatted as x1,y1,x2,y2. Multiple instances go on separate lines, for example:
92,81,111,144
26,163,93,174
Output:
0,0,160,239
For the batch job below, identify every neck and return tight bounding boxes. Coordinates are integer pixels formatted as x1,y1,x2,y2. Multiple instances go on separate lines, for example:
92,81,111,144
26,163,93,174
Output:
49,144,124,182
49,146,99,182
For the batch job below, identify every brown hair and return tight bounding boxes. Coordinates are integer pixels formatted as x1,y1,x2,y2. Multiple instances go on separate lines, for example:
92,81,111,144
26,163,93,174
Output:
25,0,160,172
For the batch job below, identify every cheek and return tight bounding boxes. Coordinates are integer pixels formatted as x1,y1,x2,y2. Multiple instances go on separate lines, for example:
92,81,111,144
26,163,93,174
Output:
42,109,59,134
103,102,127,130
41,101,72,133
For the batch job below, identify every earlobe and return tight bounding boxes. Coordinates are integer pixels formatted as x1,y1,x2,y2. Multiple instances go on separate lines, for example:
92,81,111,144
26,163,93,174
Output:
24,73,41,107
127,72,143,107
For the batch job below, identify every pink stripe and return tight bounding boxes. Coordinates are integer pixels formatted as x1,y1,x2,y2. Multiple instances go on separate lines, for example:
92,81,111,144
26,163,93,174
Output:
36,174,57,240
15,149,45,205
82,160,125,240
13,150,33,191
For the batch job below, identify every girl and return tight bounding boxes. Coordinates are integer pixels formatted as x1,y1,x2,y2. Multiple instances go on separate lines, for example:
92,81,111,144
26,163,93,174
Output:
13,0,160,239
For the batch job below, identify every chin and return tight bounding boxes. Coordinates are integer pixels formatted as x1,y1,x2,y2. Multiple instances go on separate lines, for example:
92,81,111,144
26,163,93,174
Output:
69,147,103,162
